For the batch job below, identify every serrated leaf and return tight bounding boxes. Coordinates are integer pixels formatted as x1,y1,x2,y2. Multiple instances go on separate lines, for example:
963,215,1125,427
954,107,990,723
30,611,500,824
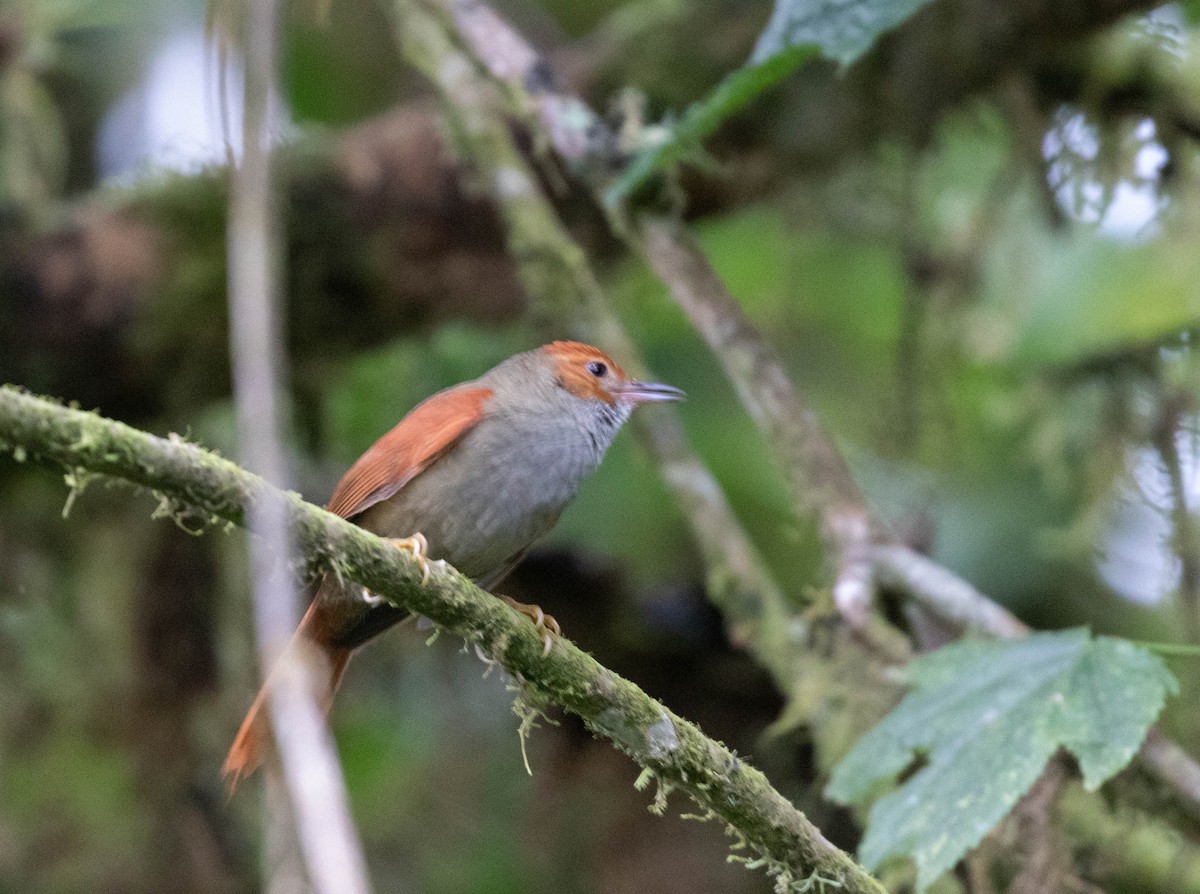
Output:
750,0,937,66
604,44,817,206
826,629,1177,892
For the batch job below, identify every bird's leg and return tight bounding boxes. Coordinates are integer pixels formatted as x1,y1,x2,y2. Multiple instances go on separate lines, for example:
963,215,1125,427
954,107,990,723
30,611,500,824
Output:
500,595,561,656
361,534,431,602
386,532,431,584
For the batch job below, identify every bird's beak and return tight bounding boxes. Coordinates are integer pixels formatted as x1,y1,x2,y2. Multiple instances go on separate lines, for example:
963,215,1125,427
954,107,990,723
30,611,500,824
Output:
616,381,686,404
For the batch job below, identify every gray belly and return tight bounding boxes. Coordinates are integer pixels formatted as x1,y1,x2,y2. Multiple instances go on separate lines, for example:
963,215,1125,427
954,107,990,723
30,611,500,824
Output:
353,415,600,582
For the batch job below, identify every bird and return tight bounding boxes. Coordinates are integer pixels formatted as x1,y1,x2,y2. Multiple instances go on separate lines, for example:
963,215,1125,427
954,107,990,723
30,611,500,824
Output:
222,341,684,789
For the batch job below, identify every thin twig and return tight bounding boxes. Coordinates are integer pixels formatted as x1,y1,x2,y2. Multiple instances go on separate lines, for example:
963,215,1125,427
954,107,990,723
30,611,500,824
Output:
637,215,876,625
1152,390,1200,644
0,386,890,894
226,0,371,890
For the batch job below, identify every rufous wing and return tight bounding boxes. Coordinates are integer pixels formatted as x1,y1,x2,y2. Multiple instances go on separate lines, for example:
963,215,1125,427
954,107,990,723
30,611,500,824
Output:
326,384,493,520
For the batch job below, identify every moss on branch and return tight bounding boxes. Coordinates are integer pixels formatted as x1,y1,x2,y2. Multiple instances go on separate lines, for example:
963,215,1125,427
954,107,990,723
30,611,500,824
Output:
0,385,889,894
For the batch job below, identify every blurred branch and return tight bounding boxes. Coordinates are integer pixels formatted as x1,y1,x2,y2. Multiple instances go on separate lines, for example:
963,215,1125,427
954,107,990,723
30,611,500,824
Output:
1006,757,1071,894
1138,731,1200,825
0,387,890,894
1152,389,1200,644
224,0,371,891
393,0,798,680
871,545,1028,638
637,216,877,625
437,0,878,627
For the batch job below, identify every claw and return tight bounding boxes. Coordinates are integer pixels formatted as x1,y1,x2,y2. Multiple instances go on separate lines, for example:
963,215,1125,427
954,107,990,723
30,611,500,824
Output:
501,595,561,656
387,533,431,584
361,587,387,607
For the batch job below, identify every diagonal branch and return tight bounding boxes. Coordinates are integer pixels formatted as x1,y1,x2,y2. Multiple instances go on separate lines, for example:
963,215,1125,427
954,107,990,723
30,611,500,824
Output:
437,0,877,625
394,0,798,680
0,386,889,894
637,215,876,625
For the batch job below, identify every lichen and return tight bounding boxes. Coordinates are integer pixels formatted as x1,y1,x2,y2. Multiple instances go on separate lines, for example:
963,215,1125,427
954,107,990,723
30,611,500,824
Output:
150,491,208,536
508,678,557,776
61,467,98,518
646,712,680,759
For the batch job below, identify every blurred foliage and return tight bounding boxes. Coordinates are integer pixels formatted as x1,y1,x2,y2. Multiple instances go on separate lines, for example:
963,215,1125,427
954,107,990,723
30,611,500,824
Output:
2,0,1200,891
282,0,404,125
0,0,164,209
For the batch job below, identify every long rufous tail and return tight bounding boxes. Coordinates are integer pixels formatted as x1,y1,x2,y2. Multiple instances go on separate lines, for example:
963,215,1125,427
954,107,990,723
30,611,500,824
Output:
221,600,352,793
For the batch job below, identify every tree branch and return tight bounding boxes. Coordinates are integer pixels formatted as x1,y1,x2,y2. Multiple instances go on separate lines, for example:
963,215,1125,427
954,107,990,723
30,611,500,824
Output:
637,215,876,625
393,0,799,681
871,545,1028,638
438,0,878,626
0,386,889,894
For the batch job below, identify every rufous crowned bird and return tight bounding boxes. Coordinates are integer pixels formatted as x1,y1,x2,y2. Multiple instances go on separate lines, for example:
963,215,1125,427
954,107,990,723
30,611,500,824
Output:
223,341,684,788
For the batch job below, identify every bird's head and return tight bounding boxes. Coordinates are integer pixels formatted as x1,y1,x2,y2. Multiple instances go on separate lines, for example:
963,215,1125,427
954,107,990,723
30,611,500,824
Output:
542,341,685,410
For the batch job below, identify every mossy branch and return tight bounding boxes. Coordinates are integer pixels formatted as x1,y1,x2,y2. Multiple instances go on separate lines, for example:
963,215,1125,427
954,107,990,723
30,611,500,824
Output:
0,385,889,894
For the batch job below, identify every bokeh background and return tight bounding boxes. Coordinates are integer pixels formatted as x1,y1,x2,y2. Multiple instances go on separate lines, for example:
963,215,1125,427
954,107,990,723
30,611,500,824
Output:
2,0,1199,891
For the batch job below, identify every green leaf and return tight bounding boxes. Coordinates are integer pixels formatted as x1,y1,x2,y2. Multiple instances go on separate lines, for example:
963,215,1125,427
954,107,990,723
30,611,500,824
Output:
750,0,938,66
607,0,939,204
604,44,817,206
826,629,1177,891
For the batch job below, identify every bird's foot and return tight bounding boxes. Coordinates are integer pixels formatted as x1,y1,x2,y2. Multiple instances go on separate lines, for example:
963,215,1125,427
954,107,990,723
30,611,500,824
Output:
387,533,431,584
501,595,561,657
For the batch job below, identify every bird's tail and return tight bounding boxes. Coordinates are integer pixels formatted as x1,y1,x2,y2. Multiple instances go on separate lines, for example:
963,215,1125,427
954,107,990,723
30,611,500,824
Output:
221,599,352,793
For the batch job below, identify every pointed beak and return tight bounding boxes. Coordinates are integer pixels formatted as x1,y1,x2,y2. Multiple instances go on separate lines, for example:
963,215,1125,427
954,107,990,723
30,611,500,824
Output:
615,380,686,404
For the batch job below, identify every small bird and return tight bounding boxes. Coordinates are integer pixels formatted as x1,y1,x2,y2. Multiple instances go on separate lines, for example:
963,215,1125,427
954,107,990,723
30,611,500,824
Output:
223,341,684,788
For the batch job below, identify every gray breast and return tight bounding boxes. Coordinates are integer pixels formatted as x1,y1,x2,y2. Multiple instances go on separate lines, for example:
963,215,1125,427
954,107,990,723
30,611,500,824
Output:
356,394,621,583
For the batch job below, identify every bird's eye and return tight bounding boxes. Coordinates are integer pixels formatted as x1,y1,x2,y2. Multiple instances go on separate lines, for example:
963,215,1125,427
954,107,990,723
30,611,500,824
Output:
586,360,607,377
